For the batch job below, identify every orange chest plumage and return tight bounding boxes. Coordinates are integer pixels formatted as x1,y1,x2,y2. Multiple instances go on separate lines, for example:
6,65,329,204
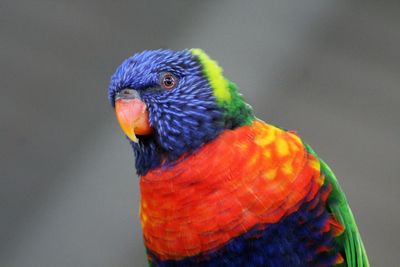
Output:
140,120,324,260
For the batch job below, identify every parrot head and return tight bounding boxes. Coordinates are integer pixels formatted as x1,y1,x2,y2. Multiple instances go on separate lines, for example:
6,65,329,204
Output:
108,49,253,175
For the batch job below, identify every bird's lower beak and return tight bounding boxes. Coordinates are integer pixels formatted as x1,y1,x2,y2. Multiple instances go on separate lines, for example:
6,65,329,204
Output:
115,98,153,143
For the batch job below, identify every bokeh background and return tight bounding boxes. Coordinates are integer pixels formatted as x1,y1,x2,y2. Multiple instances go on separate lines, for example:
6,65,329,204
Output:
1,0,399,266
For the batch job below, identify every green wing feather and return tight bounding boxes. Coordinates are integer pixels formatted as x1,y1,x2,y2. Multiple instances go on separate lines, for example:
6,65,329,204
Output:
306,144,369,267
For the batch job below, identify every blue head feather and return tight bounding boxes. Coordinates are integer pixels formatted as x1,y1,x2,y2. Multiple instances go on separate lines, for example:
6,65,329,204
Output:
108,49,226,175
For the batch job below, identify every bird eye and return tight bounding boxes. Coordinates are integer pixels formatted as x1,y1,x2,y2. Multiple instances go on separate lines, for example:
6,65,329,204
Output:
160,73,177,90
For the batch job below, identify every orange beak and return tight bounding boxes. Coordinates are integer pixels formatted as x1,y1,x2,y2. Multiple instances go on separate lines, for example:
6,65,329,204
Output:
115,98,153,143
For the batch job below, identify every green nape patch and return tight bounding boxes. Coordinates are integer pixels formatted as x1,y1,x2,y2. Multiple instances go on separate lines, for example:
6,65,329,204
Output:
191,48,254,126
224,80,254,126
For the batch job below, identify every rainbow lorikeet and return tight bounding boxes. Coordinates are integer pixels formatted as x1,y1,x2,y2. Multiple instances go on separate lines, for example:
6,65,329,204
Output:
108,49,369,267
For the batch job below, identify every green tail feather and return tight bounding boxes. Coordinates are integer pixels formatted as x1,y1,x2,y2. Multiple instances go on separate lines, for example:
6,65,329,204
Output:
305,144,370,267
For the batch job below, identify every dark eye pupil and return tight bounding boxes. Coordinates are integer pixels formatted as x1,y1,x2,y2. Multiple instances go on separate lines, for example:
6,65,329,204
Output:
164,77,174,85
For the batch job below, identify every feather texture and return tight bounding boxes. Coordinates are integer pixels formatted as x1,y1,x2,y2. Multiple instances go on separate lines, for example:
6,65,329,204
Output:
306,145,370,267
140,120,364,266
108,49,369,266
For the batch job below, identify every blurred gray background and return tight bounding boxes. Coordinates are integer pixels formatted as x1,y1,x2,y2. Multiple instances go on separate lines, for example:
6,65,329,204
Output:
1,0,399,266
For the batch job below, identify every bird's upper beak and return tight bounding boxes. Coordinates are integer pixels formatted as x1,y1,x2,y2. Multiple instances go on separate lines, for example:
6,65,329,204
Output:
114,92,153,143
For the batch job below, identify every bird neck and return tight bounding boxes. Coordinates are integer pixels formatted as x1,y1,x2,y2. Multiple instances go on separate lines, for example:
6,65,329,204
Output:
131,82,254,176
219,79,254,129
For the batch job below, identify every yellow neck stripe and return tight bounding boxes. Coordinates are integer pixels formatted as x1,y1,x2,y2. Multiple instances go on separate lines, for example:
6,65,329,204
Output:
190,48,231,103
